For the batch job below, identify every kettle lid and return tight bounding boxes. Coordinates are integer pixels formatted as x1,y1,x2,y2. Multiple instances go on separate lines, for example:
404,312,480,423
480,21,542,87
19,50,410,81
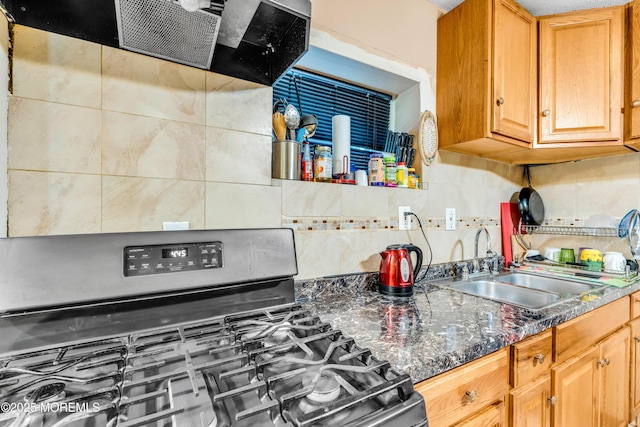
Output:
386,244,407,250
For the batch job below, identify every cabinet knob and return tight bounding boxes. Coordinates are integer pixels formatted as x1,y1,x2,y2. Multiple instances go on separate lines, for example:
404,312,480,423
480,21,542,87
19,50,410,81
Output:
548,395,557,405
533,353,545,364
496,97,504,106
465,390,478,403
542,109,550,117
634,336,640,342
632,100,640,108
597,358,611,367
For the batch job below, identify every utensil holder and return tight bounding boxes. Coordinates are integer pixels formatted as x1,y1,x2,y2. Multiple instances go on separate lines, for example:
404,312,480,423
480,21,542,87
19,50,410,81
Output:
272,140,301,180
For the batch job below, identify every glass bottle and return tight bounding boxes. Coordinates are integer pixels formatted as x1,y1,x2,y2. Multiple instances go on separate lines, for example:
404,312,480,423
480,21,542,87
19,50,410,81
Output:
313,145,332,182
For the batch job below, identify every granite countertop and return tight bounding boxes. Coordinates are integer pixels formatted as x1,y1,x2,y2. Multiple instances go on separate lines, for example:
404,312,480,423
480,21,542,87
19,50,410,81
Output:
296,266,640,384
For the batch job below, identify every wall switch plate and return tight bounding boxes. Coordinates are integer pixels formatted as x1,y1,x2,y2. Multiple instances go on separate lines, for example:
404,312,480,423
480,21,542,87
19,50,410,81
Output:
445,208,456,230
163,221,189,231
399,206,411,230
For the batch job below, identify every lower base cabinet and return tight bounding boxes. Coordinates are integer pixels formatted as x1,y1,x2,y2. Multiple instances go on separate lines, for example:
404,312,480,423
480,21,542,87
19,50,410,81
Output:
415,349,508,427
453,401,504,427
509,375,551,427
551,327,629,427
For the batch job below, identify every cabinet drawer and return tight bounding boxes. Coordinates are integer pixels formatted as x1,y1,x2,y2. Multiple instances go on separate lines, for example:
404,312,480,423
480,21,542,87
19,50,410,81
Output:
632,291,640,319
510,329,552,388
416,348,508,427
554,297,630,364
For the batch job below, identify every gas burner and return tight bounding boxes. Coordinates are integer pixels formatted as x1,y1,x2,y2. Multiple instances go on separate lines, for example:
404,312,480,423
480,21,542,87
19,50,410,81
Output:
301,370,341,403
24,382,66,403
241,321,292,345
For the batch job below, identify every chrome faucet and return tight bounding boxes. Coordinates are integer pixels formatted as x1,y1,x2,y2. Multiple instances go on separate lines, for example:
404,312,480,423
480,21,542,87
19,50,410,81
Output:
474,228,498,274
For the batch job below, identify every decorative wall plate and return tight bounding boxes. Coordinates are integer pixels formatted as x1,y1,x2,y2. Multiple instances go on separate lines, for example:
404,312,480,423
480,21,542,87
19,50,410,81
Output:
418,110,438,165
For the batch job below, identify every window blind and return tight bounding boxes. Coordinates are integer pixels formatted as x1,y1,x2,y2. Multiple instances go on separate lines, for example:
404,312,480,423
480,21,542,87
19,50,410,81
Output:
272,69,392,170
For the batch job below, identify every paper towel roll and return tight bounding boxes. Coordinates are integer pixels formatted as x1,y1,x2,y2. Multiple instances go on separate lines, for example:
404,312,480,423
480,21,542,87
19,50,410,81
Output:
332,115,351,175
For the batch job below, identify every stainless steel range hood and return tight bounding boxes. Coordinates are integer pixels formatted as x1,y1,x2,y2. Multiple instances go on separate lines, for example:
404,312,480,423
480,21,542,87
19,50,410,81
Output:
0,0,311,85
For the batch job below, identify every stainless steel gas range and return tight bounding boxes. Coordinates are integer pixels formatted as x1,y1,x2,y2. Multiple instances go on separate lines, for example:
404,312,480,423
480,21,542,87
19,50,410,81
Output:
0,229,428,426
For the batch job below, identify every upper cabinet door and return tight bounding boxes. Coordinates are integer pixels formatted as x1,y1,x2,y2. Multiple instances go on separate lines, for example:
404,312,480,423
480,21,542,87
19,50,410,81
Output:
627,1,640,142
539,7,624,144
492,0,537,143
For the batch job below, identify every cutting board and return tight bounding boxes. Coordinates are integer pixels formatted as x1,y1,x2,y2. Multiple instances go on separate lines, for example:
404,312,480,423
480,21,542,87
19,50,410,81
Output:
501,203,521,265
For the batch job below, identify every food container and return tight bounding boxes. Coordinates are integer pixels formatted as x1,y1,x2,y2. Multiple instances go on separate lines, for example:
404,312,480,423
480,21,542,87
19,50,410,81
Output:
368,153,385,186
314,145,332,182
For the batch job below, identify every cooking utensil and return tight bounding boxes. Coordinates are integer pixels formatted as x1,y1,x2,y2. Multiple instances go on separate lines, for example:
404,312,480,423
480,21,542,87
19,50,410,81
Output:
272,112,286,140
619,209,638,238
629,210,640,259
300,114,318,136
284,103,300,141
518,166,545,226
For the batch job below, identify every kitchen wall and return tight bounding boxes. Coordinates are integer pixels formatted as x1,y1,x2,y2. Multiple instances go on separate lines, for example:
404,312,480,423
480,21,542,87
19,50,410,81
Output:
9,2,636,282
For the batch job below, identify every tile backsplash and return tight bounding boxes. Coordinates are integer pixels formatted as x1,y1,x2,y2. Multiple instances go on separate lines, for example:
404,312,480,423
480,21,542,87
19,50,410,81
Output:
5,23,640,281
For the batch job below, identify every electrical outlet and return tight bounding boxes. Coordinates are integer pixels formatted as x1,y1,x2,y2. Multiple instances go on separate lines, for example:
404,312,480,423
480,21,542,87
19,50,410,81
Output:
163,221,189,231
399,206,411,230
446,208,456,230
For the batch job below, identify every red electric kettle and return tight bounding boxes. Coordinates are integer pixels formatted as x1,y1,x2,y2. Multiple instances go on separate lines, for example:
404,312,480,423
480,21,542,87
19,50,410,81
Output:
379,244,423,297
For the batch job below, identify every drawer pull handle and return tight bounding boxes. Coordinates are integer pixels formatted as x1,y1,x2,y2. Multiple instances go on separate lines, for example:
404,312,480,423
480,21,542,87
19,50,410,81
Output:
465,390,478,403
548,395,557,405
597,358,611,367
634,336,640,342
533,353,545,364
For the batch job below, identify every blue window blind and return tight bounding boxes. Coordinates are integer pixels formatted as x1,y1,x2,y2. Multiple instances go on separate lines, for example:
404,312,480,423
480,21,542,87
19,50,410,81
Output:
272,69,392,170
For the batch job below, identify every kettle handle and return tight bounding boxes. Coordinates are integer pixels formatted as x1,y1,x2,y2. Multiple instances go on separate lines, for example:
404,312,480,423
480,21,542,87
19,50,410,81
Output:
404,244,423,281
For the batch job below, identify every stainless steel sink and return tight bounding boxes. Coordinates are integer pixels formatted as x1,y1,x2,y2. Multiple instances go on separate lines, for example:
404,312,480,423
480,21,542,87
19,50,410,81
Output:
494,272,601,297
450,280,562,310
444,271,604,310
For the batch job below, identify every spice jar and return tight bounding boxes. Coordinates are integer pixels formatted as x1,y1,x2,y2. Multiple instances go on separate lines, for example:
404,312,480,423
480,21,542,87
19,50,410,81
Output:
313,145,332,182
408,168,416,189
383,154,396,187
396,162,408,188
368,152,385,186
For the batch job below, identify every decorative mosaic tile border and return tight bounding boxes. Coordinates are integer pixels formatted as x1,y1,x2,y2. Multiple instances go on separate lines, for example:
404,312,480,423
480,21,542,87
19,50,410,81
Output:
282,216,501,232
281,216,613,232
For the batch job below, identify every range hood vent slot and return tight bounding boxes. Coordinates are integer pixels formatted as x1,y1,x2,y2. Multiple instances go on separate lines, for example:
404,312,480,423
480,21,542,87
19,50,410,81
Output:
114,0,221,69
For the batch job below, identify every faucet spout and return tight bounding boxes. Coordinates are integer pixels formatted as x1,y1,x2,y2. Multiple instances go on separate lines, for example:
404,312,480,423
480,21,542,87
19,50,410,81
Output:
473,228,496,274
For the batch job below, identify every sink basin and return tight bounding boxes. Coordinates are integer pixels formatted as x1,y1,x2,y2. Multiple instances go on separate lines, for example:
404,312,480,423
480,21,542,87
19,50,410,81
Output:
443,271,605,310
450,280,562,310
494,272,601,297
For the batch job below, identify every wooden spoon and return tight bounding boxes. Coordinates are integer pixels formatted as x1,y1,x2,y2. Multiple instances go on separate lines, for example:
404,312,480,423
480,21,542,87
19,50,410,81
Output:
272,112,286,140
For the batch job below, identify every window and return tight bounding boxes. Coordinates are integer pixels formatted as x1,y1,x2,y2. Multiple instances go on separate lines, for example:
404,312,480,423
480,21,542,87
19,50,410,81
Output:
272,68,392,170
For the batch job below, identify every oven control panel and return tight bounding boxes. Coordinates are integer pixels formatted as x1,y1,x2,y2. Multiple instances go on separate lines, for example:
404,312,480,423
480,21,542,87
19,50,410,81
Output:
123,241,223,276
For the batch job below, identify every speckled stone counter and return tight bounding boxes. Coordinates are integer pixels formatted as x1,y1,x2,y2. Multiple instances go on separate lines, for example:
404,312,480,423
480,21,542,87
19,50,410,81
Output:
295,263,640,385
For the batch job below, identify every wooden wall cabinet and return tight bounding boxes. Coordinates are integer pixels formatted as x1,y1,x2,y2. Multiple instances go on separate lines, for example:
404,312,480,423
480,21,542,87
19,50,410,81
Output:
436,0,633,164
625,0,640,149
538,7,624,145
436,0,536,157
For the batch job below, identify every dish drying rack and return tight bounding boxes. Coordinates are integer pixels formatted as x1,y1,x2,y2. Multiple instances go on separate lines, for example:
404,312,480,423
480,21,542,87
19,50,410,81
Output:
521,225,620,237
521,259,638,283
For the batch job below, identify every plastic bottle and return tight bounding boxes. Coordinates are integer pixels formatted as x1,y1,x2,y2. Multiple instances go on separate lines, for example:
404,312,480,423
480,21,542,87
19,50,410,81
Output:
301,142,313,181
408,168,417,189
383,154,396,187
368,153,385,186
396,162,408,188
